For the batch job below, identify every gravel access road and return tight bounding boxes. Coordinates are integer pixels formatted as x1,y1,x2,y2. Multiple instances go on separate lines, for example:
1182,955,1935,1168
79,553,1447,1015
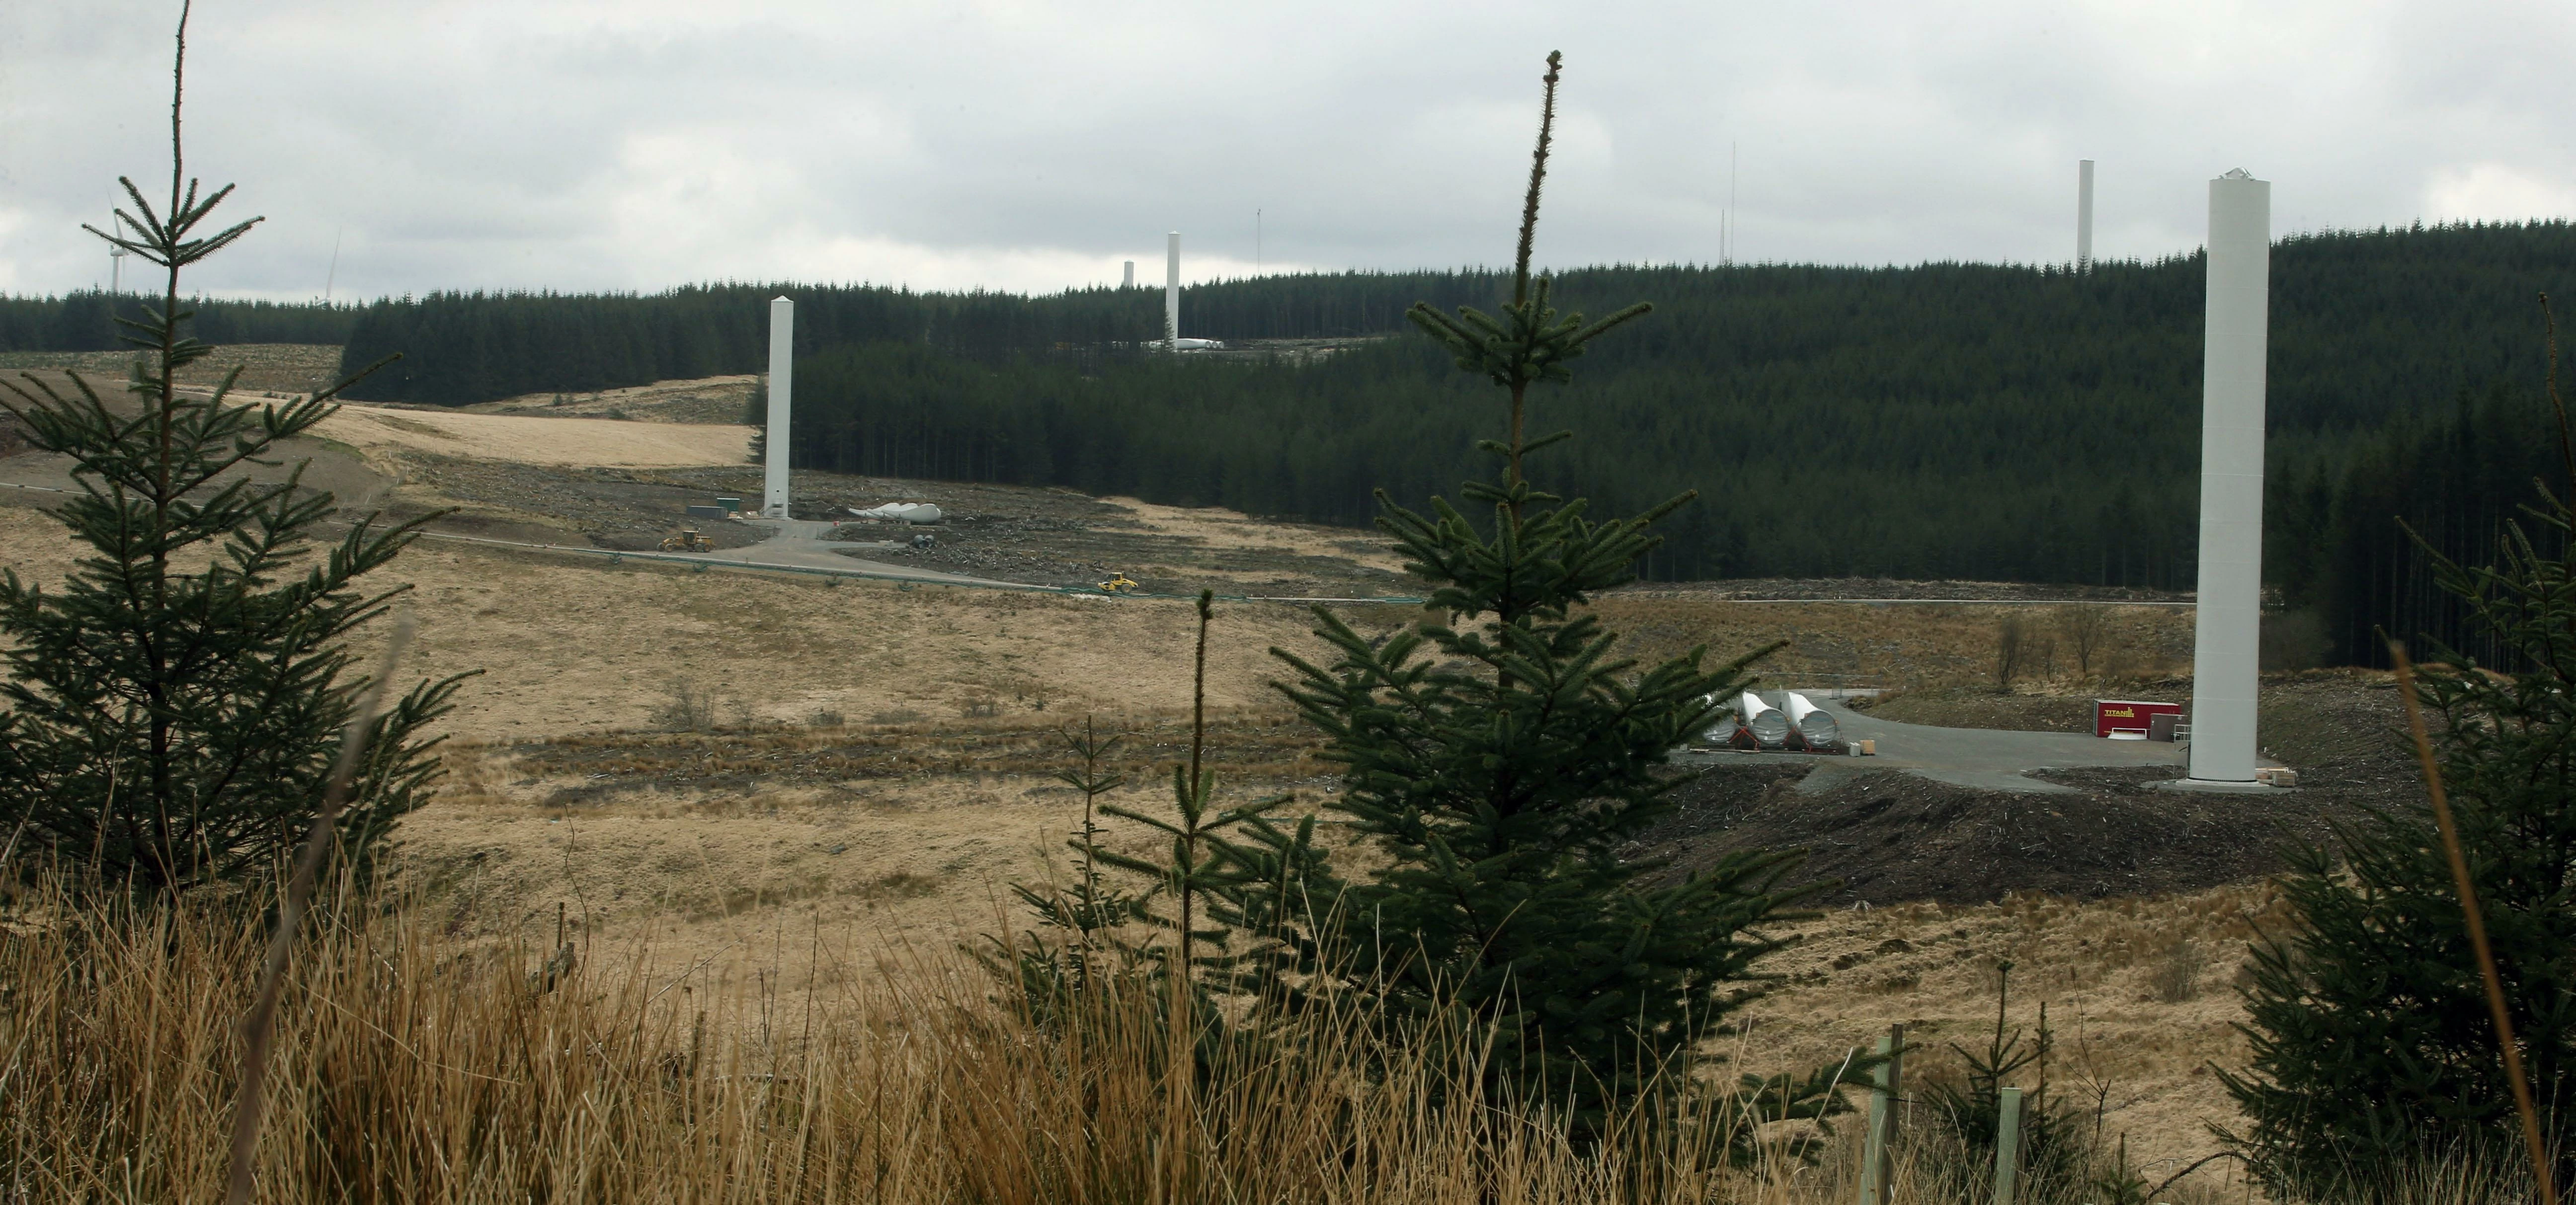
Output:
699,518,994,585
1677,708,2279,794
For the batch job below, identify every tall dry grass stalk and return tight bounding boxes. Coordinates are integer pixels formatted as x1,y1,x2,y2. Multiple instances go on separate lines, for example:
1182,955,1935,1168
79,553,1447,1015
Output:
0,877,1835,1204
4,876,2535,1202
2391,641,2559,1205
228,613,417,1205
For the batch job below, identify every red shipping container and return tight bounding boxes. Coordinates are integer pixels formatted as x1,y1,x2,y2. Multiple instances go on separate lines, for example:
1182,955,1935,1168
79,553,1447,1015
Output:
2094,699,2180,738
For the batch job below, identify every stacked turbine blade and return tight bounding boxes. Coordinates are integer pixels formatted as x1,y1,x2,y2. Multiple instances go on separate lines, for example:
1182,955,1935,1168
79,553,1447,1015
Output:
1732,691,1790,750
1784,691,1841,751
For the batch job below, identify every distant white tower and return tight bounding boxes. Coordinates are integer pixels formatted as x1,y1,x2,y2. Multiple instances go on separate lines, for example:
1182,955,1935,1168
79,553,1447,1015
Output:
2186,170,2270,786
1124,260,1135,288
762,296,794,518
1165,232,1180,352
2077,160,2095,271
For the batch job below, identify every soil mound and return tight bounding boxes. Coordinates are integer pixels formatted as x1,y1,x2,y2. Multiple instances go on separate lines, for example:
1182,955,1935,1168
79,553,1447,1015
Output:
1636,764,2351,905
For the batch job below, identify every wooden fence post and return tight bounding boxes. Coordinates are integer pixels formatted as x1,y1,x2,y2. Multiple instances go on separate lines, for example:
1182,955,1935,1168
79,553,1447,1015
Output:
1858,1023,1905,1205
1991,1085,2025,1205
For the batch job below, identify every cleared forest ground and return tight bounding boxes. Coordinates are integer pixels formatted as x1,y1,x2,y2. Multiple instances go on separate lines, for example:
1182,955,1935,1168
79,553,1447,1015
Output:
0,342,343,396
318,402,755,467
0,398,2357,1198
459,373,762,423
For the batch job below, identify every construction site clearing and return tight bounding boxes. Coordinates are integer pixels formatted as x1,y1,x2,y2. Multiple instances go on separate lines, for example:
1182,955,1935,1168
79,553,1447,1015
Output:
0,384,2398,1194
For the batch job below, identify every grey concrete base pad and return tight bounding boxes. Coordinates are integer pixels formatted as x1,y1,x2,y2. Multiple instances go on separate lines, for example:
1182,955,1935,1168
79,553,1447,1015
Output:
1681,711,2196,794
2150,777,2291,795
706,518,993,584
1679,710,2304,797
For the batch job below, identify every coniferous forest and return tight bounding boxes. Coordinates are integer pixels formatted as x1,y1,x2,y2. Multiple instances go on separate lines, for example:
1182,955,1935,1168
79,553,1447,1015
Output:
0,291,359,350
5,220,2571,666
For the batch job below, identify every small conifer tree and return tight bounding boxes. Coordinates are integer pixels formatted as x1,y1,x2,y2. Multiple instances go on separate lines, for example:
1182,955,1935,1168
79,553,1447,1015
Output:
2222,326,2576,1194
981,52,1854,1146
0,11,465,894
996,716,1149,995
1263,51,1818,1128
1922,964,2086,1192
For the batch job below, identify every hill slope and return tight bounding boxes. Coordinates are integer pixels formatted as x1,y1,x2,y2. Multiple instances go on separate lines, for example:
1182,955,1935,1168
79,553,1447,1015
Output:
9,221,2566,664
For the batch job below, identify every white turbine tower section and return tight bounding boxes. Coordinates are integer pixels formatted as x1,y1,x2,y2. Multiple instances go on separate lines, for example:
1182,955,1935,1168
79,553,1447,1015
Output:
1165,232,1181,352
2187,170,2270,785
1124,261,1135,288
2077,160,2095,271
762,296,794,518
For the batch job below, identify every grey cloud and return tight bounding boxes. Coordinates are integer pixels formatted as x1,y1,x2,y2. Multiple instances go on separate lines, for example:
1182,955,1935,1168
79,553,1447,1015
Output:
3,0,2572,301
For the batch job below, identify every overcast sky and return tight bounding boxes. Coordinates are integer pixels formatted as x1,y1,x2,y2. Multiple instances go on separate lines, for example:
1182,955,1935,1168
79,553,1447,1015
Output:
3,0,2572,302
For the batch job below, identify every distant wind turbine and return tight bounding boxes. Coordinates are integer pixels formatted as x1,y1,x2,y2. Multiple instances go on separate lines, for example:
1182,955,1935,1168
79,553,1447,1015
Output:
322,228,343,303
109,210,127,294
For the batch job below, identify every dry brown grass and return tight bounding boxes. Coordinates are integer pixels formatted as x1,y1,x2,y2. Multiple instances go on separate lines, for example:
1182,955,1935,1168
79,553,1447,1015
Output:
8,501,2191,774
8,872,2545,1203
0,878,2109,1205
0,473,2476,1201
0,343,343,396
1710,885,2346,1203
396,723,1345,1022
315,404,753,468
501,709,1329,786
389,759,2349,1202
0,501,2195,747
0,505,1360,741
462,374,761,424
1097,495,1409,575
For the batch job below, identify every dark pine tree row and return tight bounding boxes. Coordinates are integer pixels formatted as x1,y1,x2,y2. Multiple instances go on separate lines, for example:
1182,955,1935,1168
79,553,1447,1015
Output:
0,289,361,351
765,222,2574,666
6,222,2571,665
327,272,1527,404
2271,382,2572,666
779,333,2206,587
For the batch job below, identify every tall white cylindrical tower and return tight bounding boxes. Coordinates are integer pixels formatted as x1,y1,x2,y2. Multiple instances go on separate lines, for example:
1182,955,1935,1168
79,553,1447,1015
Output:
2187,170,2269,784
1124,260,1135,288
2077,160,2095,271
1165,232,1180,352
763,296,794,518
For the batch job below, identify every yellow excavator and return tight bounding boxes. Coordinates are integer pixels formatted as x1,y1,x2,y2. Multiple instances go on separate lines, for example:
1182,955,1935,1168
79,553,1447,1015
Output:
1097,572,1139,594
660,528,714,553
